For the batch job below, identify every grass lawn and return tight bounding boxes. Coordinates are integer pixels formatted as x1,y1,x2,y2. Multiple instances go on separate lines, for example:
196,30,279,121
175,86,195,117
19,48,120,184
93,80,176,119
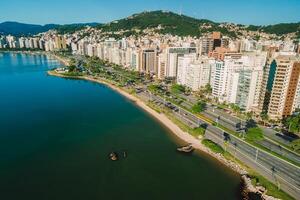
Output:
249,171,294,200
202,139,225,154
246,127,264,141
165,112,206,139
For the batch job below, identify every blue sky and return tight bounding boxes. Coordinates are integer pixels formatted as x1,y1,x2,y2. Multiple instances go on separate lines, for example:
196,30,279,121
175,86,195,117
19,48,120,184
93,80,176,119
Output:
1,0,300,25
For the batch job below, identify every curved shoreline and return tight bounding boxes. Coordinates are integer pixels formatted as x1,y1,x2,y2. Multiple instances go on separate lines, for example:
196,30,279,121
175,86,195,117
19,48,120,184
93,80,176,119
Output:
48,70,284,199
0,50,70,66
47,71,246,173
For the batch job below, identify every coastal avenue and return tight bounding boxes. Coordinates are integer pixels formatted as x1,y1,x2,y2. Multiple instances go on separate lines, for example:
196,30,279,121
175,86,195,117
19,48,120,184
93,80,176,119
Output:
137,90,300,199
201,106,300,165
173,89,300,166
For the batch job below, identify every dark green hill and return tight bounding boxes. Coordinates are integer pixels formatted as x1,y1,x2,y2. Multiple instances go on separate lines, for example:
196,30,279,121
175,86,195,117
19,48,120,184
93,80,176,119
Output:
1,11,299,38
97,10,236,37
0,22,59,36
246,22,300,35
0,22,100,36
97,11,300,38
55,23,100,34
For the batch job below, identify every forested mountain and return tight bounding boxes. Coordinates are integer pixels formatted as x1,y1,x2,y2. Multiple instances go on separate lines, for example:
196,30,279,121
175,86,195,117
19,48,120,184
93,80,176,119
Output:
0,22,99,36
1,11,299,38
97,11,237,37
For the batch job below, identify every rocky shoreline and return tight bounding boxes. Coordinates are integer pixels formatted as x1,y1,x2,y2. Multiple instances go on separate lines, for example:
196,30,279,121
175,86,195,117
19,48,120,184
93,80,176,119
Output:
241,175,280,200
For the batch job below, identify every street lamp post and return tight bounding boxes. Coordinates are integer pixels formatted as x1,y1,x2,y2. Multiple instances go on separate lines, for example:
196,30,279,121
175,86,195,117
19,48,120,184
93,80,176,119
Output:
216,117,219,126
255,148,259,162
234,143,237,160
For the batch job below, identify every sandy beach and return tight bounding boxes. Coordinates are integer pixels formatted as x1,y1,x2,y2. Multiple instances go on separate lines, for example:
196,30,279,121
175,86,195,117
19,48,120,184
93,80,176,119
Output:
47,71,247,175
48,71,286,199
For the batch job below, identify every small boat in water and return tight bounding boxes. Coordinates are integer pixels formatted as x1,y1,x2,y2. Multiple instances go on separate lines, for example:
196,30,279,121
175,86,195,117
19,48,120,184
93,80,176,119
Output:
109,152,118,161
177,144,194,153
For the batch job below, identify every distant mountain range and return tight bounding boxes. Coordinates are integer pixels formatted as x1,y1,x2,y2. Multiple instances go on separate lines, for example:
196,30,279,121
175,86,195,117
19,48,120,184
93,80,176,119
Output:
0,21,100,36
1,11,299,38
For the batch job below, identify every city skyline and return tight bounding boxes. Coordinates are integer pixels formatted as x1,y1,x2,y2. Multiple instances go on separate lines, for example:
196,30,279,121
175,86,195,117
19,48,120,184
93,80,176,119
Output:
0,0,300,200
1,0,300,25
1,1,300,199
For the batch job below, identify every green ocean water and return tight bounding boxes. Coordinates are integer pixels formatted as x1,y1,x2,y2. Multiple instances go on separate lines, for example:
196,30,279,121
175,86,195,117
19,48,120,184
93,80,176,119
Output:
0,52,241,200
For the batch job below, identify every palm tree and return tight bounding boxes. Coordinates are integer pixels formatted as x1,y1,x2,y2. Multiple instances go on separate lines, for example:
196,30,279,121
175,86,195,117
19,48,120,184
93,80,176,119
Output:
192,101,206,113
260,112,269,126
230,104,241,114
204,84,212,94
245,111,253,120
291,139,300,153
286,114,300,134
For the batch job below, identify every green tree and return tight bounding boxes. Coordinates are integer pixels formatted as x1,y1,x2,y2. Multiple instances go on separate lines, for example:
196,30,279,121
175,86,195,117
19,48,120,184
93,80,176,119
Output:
246,112,253,120
69,58,76,66
246,127,264,142
171,84,186,94
290,139,300,153
68,65,76,72
192,101,206,113
284,114,300,134
197,84,212,99
148,84,161,93
229,103,241,114
260,112,269,126
204,84,212,94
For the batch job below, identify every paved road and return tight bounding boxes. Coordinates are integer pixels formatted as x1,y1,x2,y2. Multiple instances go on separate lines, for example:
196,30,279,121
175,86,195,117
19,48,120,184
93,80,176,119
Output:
256,139,300,164
205,105,243,125
177,93,242,128
202,110,241,131
192,102,300,166
205,130,300,199
178,91,297,147
260,126,298,144
205,126,300,185
141,91,300,199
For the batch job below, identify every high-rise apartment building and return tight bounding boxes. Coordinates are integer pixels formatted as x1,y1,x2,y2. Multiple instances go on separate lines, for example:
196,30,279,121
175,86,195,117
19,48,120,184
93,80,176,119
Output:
177,55,213,91
165,47,197,78
211,52,266,111
201,32,223,55
157,51,167,80
139,49,157,74
260,55,300,120
130,50,140,71
18,37,26,48
55,35,67,50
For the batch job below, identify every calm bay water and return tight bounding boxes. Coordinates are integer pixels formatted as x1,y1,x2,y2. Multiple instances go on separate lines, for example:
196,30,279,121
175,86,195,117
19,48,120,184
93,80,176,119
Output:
0,52,241,200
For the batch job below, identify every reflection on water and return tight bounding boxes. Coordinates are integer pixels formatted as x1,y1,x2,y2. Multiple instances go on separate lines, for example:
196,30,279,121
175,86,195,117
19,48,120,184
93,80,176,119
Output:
0,52,241,200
